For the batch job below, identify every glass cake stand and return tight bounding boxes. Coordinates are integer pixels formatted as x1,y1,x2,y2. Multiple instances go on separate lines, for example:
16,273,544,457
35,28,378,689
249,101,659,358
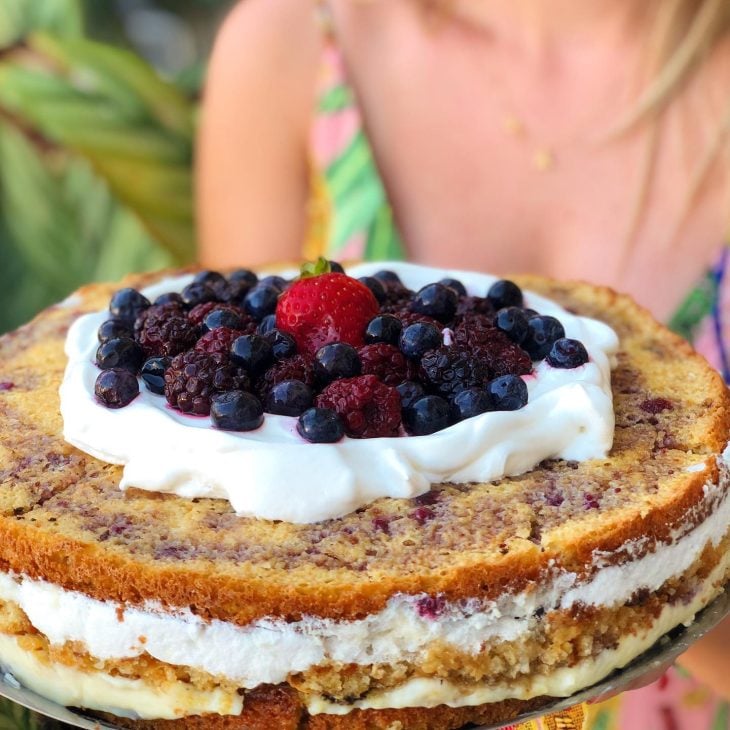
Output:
2,586,728,730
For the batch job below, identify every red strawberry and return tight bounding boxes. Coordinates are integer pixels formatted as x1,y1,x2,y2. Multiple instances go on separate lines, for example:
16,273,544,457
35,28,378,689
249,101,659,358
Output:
276,273,379,357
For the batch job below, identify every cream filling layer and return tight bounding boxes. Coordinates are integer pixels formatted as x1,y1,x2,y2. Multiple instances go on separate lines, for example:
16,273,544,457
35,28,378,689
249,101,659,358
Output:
0,476,726,692
308,554,730,715
0,634,242,720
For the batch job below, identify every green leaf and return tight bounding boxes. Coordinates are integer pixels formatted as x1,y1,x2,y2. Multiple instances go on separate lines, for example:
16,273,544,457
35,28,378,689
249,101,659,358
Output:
0,0,82,49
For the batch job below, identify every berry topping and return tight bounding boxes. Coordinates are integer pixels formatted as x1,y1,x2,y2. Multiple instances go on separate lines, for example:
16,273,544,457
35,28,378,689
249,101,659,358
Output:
546,338,589,369
276,272,378,357
266,379,314,416
255,354,316,401
181,281,217,308
98,319,133,344
244,284,280,321
365,314,402,346
487,374,528,411
316,374,401,438
210,391,264,431
410,283,458,324
193,270,227,291
399,322,442,360
164,351,248,416
229,269,258,287
358,276,387,304
297,407,345,443
439,277,467,297
95,369,139,408
140,356,171,394
396,380,426,409
264,329,297,360
202,308,246,333
136,306,197,357
230,334,274,376
195,327,240,355
153,292,184,307
259,275,289,293
487,279,523,309
403,395,451,435
373,270,402,286
523,315,566,360
494,307,530,345
451,387,494,421
420,346,491,397
359,343,411,386
96,338,145,373
109,288,150,324
314,343,362,384
257,314,277,335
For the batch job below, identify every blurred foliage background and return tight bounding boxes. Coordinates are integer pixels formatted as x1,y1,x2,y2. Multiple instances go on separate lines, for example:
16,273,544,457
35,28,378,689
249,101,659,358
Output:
0,0,232,334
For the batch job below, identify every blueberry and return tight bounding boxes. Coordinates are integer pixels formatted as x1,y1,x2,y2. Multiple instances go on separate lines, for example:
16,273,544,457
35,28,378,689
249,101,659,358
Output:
266,380,314,416
494,307,530,345
95,369,139,408
396,381,426,410
358,276,387,304
230,334,274,376
97,319,133,344
399,322,442,360
403,395,451,435
314,343,361,383
329,260,345,274
373,270,402,286
181,282,217,308
546,338,589,369
202,308,245,333
258,275,288,293
365,314,402,345
153,292,184,307
411,283,458,323
109,288,150,324
439,277,467,297
229,269,258,287
257,314,277,335
244,285,280,320
220,279,254,305
487,374,528,411
140,356,171,395
487,279,523,309
523,315,566,360
451,387,494,421
297,407,345,443
96,338,145,373
193,270,227,290
264,329,297,359
210,391,264,431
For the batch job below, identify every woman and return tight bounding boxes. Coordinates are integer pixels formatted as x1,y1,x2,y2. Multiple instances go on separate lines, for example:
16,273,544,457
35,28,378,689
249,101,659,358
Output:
197,1,730,726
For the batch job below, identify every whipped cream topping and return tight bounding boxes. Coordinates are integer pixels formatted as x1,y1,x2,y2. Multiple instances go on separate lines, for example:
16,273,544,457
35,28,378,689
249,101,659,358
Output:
1,473,726,691
60,263,619,523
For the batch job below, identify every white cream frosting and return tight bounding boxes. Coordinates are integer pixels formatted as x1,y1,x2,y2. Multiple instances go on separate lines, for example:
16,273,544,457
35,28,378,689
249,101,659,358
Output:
0,478,726,697
60,263,618,523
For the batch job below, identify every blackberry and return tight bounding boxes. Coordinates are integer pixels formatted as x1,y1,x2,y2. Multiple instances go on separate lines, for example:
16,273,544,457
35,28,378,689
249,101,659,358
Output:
439,277,467,297
140,356,170,395
358,276,387,305
266,379,314,416
264,329,297,360
297,408,344,443
359,343,411,386
109,288,150,324
455,296,495,320
314,343,362,383
399,322,442,360
95,369,139,409
419,346,491,397
244,284,280,320
136,306,197,357
365,314,402,346
546,338,589,368
523,315,566,360
487,279,523,309
210,391,264,431
316,374,401,438
452,313,497,350
230,334,274,376
454,315,532,377
195,327,240,356
451,387,493,421
487,374,528,411
98,319,133,344
410,283,458,324
96,338,145,373
255,354,316,401
403,395,451,435
164,351,249,416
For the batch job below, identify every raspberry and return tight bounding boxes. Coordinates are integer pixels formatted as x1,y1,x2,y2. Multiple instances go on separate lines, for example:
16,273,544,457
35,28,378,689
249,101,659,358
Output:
164,351,249,416
316,374,401,438
358,343,413,386
419,347,491,397
469,333,533,378
135,304,197,357
195,327,240,355
395,310,445,331
255,354,316,401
